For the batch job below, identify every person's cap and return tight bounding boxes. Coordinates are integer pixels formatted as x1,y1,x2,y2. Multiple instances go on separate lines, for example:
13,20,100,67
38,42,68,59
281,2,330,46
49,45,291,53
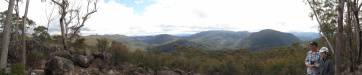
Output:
319,47,329,53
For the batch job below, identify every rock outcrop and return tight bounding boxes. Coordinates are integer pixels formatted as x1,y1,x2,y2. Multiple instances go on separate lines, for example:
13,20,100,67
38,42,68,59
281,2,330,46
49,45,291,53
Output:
45,56,75,75
40,51,195,75
72,55,93,68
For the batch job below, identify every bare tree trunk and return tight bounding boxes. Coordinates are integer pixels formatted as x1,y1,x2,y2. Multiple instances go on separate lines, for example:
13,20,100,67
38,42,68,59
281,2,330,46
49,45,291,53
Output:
353,1,362,65
356,15,362,65
0,0,16,70
346,1,356,72
59,0,68,50
335,0,345,74
21,0,30,74
348,0,362,72
52,0,69,50
60,8,68,50
357,17,362,65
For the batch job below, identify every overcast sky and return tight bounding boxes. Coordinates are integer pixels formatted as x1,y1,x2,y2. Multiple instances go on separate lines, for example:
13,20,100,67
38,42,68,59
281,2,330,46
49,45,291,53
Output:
0,0,318,36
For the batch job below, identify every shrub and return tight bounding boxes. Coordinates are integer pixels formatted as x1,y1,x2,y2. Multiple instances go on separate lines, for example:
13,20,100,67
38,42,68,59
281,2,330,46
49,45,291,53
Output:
27,51,46,69
110,41,130,66
11,63,25,75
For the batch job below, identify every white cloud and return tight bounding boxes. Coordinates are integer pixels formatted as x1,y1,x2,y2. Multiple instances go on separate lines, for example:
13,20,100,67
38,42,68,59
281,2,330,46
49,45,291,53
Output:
0,0,318,36
134,0,145,4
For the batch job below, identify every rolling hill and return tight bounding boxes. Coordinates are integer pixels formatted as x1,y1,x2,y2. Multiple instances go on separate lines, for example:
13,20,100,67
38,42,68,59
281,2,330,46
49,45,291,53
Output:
188,30,250,50
150,39,211,52
84,29,309,52
240,29,301,51
83,34,149,51
132,34,180,46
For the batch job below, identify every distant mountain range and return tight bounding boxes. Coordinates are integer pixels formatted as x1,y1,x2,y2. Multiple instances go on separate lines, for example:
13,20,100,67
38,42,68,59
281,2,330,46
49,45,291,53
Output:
188,30,250,50
289,32,320,41
132,34,180,46
240,29,301,51
84,29,319,51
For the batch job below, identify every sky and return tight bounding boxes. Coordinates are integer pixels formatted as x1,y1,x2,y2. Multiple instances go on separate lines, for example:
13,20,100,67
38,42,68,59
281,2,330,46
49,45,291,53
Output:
0,0,318,36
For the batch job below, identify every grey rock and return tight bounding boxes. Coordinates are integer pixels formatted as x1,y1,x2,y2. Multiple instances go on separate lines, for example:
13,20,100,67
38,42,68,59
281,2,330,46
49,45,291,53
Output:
45,56,75,75
72,55,93,68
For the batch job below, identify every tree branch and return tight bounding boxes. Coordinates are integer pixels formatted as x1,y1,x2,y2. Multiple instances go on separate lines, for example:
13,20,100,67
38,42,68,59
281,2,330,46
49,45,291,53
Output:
307,0,335,54
358,1,362,10
69,0,97,40
51,0,62,7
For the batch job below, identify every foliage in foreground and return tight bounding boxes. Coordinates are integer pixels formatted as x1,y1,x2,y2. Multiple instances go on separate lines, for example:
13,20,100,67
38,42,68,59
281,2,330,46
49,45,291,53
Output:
109,42,308,75
21,30,310,75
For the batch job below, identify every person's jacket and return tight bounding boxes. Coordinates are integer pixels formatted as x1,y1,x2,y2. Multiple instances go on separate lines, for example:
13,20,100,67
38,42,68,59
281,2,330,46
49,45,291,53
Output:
319,58,334,75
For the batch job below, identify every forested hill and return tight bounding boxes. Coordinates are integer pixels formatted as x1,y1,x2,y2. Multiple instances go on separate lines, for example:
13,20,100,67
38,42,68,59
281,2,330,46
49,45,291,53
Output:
85,29,314,51
239,29,301,51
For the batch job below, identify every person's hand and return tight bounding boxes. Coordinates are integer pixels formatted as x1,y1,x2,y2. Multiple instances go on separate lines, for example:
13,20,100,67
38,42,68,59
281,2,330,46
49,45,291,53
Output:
306,64,315,68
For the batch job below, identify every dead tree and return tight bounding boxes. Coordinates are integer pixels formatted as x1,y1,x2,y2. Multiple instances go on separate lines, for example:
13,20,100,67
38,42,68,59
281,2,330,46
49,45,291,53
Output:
51,0,69,50
50,0,98,50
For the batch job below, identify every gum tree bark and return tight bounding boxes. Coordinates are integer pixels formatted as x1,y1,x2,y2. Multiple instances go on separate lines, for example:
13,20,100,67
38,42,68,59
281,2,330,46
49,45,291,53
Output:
0,0,16,70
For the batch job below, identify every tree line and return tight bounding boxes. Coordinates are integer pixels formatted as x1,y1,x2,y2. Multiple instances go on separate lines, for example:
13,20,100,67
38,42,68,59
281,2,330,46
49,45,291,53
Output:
307,0,362,74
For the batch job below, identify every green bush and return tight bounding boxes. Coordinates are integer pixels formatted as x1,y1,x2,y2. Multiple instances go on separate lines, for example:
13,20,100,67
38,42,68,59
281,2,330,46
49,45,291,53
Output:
27,51,46,69
11,63,25,75
95,41,308,75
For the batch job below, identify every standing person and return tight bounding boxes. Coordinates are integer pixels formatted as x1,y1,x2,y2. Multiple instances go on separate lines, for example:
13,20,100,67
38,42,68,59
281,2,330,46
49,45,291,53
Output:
305,42,321,75
319,47,334,75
